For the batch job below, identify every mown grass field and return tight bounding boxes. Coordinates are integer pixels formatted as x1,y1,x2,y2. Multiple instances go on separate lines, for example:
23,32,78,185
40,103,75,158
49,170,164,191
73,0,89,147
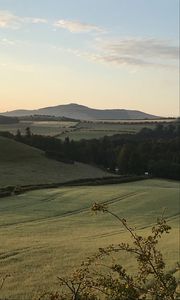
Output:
0,137,108,187
0,179,179,299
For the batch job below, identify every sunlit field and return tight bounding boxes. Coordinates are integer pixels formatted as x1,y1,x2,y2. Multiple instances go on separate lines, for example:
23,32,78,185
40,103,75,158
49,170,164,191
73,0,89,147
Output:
0,179,178,299
0,119,170,140
0,137,109,187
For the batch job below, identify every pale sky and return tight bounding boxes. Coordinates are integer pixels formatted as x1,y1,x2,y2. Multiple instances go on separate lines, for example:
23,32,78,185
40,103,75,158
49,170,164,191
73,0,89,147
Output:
0,0,179,116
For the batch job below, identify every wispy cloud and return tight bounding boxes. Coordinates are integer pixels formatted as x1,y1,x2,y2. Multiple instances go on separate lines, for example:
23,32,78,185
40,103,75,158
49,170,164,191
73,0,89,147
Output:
0,37,15,45
0,10,20,29
98,38,179,60
0,11,102,34
54,19,104,33
0,10,47,29
0,37,30,47
30,18,47,24
1,9,178,71
67,37,179,69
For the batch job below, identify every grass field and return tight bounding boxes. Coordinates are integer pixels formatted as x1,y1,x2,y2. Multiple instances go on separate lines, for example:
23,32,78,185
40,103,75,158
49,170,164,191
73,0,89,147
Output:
0,179,179,299
0,121,77,137
54,120,157,140
0,119,166,140
0,137,108,187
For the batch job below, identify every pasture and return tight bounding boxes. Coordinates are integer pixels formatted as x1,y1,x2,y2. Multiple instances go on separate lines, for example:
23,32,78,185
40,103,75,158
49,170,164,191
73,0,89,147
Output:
0,179,179,299
57,121,158,140
0,119,170,140
0,137,108,187
0,121,77,137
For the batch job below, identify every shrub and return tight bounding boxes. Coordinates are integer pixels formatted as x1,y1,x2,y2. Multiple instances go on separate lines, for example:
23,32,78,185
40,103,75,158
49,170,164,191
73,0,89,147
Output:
39,204,179,300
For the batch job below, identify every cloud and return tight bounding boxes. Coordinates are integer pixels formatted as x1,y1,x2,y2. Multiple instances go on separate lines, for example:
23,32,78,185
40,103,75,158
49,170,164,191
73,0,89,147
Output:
67,37,179,69
0,10,21,29
0,10,47,29
99,38,179,61
0,37,15,45
0,11,101,34
54,19,103,33
0,37,30,47
29,18,47,24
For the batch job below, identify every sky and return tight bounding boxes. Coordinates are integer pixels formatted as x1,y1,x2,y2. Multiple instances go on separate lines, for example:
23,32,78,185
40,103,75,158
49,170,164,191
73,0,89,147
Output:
0,0,179,116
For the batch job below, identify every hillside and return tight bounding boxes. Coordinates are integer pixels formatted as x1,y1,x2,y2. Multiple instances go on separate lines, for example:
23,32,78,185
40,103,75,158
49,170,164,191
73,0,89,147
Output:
0,179,178,299
0,137,108,187
1,103,159,120
0,115,19,124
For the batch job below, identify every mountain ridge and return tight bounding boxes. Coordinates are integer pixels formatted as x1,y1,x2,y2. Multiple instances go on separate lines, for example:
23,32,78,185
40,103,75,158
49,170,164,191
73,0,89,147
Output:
0,103,159,120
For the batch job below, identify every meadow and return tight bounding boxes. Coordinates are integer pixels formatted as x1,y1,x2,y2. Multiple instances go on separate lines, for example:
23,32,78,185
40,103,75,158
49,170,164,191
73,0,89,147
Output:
0,119,170,140
0,121,77,137
0,137,108,187
0,179,179,299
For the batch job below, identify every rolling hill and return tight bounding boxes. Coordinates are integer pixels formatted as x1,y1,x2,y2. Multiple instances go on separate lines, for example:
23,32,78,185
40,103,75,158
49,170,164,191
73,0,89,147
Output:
1,103,159,120
0,179,178,299
0,137,109,187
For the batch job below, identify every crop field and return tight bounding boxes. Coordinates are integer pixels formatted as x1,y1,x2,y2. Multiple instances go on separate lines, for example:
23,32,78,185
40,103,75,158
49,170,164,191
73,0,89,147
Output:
55,120,158,140
0,119,171,140
0,121,77,136
58,129,122,140
0,179,179,299
0,137,109,187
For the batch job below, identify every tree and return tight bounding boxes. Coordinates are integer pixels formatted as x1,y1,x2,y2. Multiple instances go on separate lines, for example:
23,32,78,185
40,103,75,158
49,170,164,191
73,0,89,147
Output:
15,129,22,141
25,127,32,138
117,144,132,174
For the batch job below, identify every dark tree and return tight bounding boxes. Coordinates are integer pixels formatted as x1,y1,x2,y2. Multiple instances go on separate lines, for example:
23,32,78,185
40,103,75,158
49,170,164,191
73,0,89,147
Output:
25,127,32,138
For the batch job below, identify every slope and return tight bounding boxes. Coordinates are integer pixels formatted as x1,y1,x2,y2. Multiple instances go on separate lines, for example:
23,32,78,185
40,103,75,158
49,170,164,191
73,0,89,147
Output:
1,103,159,120
0,137,108,187
0,179,178,299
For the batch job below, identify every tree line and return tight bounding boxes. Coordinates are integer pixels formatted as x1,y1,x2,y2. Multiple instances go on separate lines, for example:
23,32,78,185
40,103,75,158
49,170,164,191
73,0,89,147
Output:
0,115,19,124
1,122,179,180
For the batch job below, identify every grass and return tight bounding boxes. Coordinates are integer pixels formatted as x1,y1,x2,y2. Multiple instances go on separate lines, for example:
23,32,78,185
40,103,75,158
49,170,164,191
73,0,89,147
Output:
57,121,157,140
0,121,77,136
0,120,159,141
0,137,109,187
0,118,175,141
58,129,123,140
0,179,179,299
0,119,174,141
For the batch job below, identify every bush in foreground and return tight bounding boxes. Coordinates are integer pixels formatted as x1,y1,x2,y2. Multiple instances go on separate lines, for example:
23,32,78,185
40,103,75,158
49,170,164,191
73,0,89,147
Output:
38,204,179,300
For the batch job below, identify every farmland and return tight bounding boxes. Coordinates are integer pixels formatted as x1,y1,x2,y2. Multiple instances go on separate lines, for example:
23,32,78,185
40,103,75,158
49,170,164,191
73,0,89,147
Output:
0,179,179,299
0,121,77,137
0,137,109,187
0,119,173,140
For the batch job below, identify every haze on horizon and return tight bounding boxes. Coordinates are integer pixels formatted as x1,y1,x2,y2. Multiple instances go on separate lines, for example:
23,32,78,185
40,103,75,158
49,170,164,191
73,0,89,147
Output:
0,0,179,117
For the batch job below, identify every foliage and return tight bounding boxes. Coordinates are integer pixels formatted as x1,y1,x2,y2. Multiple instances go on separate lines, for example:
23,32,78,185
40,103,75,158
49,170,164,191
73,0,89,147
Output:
41,204,179,300
5,122,179,179
0,122,180,179
0,180,179,298
0,116,19,125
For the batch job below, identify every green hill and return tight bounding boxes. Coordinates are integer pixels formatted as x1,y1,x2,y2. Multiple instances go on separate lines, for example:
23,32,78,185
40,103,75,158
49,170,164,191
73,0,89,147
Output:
0,179,178,299
0,137,108,187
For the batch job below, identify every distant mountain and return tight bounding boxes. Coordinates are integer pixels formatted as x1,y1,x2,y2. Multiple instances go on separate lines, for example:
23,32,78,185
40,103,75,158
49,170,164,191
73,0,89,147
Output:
1,103,159,120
